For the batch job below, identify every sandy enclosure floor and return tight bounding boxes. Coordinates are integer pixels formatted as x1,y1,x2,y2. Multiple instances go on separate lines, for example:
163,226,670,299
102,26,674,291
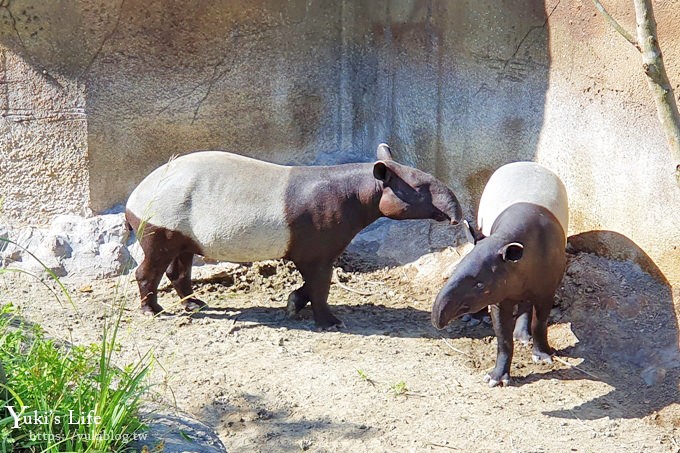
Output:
1,250,679,452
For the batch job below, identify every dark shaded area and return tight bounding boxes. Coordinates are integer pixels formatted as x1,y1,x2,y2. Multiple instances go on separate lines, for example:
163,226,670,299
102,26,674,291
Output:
542,239,679,420
183,303,493,342
567,230,670,286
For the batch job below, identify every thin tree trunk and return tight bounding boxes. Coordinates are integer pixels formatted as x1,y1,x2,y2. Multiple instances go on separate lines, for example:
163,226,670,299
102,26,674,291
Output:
633,0,680,186
591,0,680,186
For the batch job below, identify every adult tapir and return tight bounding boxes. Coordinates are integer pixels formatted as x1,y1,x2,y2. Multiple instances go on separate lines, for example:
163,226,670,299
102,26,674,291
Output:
126,144,463,328
431,161,568,386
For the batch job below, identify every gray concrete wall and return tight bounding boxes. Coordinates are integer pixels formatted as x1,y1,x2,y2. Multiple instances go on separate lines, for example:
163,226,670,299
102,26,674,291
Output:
0,0,678,283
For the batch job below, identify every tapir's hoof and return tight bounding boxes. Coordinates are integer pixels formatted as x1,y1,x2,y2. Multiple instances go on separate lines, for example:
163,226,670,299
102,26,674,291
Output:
513,330,532,346
286,291,309,318
141,304,164,316
531,351,554,364
461,312,491,327
484,372,511,388
315,321,346,332
183,298,207,312
314,315,345,331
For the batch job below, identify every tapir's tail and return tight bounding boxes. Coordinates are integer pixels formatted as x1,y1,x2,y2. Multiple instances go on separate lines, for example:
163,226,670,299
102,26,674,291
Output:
123,209,138,246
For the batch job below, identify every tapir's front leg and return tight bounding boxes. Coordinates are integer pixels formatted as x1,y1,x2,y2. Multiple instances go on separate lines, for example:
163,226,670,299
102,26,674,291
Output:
294,261,342,329
485,302,515,387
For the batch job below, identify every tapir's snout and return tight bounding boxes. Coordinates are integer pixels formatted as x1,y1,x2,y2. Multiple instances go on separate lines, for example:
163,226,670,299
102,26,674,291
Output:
431,286,457,329
435,192,463,226
444,190,464,226
431,284,469,330
451,201,463,225
431,303,448,330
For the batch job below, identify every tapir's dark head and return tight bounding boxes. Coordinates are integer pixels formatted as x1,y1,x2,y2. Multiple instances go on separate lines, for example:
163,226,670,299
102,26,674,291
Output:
431,237,526,329
372,144,463,225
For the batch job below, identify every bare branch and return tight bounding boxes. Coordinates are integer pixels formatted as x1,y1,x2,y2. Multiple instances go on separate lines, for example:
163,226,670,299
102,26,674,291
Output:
633,0,680,185
592,0,680,186
590,0,640,51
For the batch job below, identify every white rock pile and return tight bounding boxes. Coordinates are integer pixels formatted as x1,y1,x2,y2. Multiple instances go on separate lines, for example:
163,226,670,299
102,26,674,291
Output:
0,214,134,280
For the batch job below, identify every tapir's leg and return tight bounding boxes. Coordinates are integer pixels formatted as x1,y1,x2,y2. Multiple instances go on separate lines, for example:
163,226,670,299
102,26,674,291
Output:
485,302,515,387
286,286,310,318
166,252,207,312
530,298,554,363
136,254,173,315
136,227,187,315
513,301,532,345
294,261,342,329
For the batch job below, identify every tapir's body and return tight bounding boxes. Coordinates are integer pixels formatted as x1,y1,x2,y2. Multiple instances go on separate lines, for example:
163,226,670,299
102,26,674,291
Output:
127,145,463,328
431,162,567,386
127,152,293,263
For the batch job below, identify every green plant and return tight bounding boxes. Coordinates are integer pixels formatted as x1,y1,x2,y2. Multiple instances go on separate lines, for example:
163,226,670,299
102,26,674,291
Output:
390,381,408,397
0,232,154,452
0,303,152,452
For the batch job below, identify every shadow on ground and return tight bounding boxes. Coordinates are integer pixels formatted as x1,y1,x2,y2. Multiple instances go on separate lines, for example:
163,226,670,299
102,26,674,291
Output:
538,231,679,421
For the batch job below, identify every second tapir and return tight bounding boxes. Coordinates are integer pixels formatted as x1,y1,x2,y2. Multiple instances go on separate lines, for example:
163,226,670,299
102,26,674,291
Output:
126,144,463,328
431,162,568,387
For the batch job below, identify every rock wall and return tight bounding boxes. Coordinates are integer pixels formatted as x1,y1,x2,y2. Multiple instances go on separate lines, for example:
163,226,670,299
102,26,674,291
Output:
0,0,678,282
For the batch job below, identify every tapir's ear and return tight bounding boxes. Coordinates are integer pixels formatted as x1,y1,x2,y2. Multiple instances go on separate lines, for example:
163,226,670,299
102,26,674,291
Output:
376,143,393,161
373,161,392,182
499,242,524,262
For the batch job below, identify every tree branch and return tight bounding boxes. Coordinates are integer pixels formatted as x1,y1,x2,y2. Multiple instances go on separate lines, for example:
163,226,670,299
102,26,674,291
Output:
633,0,680,185
590,0,640,51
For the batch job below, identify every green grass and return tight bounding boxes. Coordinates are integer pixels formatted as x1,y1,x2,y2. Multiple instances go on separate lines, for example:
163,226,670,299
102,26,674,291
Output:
0,237,153,452
389,380,408,397
0,304,152,452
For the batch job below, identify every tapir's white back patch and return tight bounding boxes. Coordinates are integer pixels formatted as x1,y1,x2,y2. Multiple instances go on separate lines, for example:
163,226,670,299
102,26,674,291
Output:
127,151,292,262
477,161,568,239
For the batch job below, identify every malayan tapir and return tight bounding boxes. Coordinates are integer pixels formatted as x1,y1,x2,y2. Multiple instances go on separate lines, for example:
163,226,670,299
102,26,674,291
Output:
431,161,568,386
126,144,463,328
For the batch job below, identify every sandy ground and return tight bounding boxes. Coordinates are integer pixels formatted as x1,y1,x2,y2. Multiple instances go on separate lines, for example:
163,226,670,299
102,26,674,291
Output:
1,250,679,452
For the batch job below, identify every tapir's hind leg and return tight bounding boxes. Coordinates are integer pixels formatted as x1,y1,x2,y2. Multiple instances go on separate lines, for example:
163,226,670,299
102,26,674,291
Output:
136,252,174,316
530,298,554,363
286,286,310,318
294,261,342,329
135,225,202,315
166,252,207,312
513,301,532,345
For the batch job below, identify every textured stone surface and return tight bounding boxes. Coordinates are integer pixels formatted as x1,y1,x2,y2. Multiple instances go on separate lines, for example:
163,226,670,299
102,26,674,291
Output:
129,409,228,453
347,218,471,267
0,214,132,279
0,0,679,282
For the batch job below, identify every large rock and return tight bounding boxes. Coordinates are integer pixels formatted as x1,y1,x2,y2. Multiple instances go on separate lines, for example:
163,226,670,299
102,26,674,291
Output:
347,218,470,268
3,213,469,283
0,214,132,280
129,409,228,453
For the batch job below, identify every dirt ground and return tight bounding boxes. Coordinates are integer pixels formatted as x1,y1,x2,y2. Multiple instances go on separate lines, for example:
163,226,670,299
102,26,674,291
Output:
1,249,679,453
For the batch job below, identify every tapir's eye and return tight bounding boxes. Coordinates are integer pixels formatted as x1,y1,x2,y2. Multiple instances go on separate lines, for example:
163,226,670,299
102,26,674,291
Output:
475,282,485,290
